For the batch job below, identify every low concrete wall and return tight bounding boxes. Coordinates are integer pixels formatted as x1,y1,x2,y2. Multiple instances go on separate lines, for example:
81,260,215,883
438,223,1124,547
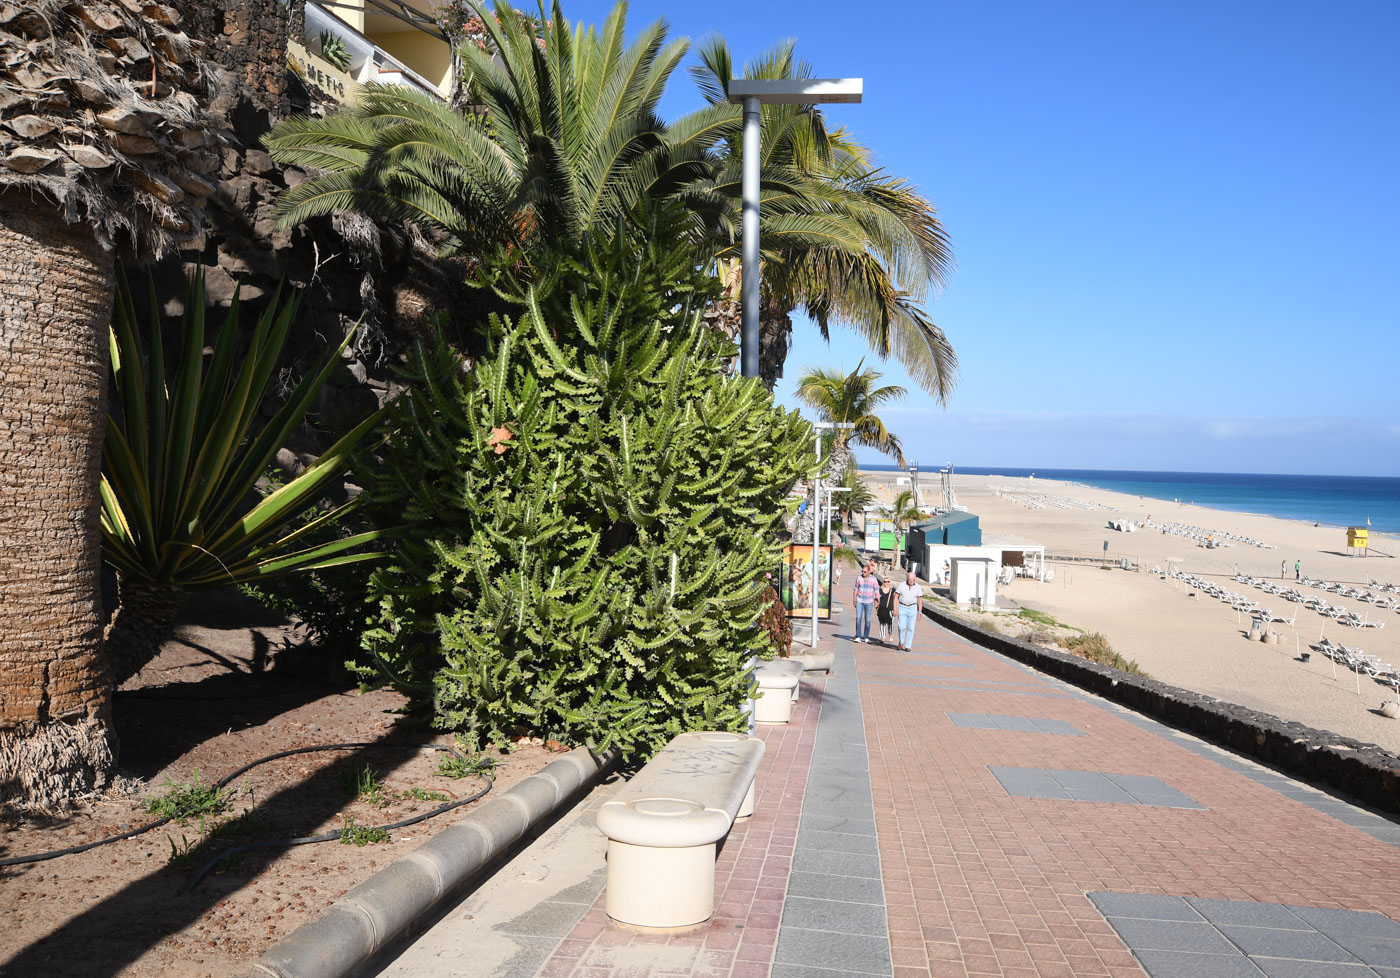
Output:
246,746,615,978
922,604,1400,815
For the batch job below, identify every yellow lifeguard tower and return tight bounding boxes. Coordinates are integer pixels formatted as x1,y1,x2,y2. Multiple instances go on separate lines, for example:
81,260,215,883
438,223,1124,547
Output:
1347,526,1369,556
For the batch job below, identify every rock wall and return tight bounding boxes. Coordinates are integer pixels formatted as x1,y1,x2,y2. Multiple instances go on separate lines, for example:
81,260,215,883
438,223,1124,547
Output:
922,602,1400,816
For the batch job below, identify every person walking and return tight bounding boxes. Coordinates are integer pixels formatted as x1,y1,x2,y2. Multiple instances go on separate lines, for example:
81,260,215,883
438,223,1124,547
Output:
852,564,879,644
876,576,896,645
894,569,924,651
1295,559,1301,580
1281,559,1287,580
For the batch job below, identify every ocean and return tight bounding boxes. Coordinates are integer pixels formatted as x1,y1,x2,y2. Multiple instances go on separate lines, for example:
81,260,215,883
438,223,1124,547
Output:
860,465,1400,535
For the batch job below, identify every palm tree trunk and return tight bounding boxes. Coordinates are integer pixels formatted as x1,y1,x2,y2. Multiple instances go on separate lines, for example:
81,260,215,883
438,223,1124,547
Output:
104,579,187,687
0,195,117,809
103,582,186,688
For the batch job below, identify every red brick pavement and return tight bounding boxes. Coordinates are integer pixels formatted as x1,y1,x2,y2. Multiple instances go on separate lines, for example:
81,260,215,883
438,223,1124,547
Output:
861,621,1400,978
535,626,837,978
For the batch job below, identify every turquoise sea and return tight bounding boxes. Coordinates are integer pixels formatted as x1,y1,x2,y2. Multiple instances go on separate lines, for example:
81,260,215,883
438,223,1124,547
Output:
862,466,1400,536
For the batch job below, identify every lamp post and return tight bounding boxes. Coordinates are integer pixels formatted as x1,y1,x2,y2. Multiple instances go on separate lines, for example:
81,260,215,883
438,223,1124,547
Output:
728,78,863,378
807,421,855,647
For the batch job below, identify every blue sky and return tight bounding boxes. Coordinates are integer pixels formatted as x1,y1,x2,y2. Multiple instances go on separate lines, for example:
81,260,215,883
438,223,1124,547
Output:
563,0,1399,476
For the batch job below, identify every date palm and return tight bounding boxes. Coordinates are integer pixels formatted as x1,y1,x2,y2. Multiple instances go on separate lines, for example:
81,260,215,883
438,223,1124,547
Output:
689,38,958,397
795,360,908,480
890,488,922,570
265,1,742,270
0,0,217,808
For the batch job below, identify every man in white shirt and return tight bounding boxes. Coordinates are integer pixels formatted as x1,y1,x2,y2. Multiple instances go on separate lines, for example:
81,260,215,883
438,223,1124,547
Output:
894,569,923,651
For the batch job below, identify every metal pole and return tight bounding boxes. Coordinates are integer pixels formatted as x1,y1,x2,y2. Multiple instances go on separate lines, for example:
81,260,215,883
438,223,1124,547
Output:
811,434,822,648
741,95,761,379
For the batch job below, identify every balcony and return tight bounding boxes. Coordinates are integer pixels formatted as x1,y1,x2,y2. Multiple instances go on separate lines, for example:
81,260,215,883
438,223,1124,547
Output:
296,0,450,102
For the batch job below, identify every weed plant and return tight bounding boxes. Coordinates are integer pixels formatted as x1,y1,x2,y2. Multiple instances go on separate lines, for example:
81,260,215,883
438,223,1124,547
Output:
339,816,389,846
145,771,230,822
1063,632,1146,675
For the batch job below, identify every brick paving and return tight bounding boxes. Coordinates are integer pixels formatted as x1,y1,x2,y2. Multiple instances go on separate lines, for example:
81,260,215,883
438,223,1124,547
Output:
861,619,1400,978
373,601,1400,978
532,624,839,978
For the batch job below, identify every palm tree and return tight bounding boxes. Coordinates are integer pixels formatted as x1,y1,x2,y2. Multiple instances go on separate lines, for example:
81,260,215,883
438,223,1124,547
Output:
833,460,875,536
795,360,908,481
0,0,217,808
689,39,958,397
889,488,923,570
265,1,741,272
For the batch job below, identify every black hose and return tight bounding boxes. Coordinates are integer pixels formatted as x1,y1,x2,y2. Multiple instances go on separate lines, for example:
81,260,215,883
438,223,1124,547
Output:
0,742,491,874
184,773,494,891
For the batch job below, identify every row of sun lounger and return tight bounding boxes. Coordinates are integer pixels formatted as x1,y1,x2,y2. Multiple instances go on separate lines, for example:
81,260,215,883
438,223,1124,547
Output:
1147,520,1274,549
1312,637,1400,693
1298,576,1400,614
992,487,1116,512
1235,575,1386,629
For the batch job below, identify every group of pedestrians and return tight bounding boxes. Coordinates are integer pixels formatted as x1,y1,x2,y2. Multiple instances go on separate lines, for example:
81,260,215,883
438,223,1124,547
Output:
851,560,924,650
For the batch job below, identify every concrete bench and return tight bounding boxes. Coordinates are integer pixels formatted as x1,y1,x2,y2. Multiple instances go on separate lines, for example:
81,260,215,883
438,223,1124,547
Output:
787,650,834,675
596,731,765,930
753,658,804,723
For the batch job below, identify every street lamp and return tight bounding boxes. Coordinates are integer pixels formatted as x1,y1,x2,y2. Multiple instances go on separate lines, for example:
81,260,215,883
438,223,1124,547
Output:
728,78,863,378
806,420,855,647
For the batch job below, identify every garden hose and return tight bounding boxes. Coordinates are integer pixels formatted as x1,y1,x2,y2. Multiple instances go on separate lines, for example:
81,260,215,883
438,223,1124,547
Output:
0,743,493,878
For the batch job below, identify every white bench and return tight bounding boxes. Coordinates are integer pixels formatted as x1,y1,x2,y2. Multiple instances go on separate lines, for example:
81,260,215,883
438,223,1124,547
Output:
753,659,804,723
787,650,834,675
596,731,765,930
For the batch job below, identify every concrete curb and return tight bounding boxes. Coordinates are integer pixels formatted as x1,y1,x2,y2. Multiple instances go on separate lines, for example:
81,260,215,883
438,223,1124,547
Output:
921,602,1400,815
244,745,616,978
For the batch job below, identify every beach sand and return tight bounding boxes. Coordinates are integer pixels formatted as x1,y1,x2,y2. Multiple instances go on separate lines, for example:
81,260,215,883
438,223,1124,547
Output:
859,471,1400,756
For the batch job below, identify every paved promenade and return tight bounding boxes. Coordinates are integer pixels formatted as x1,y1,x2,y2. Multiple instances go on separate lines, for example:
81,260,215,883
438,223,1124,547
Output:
378,605,1400,978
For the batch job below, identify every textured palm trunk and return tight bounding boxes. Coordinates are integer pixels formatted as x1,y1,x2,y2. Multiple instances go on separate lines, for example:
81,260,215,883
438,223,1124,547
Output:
103,579,187,688
0,195,118,809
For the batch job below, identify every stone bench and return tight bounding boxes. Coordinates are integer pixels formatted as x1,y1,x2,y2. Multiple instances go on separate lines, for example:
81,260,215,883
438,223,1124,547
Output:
753,658,804,723
787,650,834,675
596,730,765,930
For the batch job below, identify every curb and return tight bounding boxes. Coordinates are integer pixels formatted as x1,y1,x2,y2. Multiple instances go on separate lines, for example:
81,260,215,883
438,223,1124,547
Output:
921,602,1400,815
244,745,616,978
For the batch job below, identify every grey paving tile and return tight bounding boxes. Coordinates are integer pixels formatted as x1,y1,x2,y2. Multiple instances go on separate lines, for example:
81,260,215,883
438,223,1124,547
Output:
799,813,878,836
1186,899,1309,929
1374,967,1400,977
1086,889,1198,923
791,847,883,879
1104,772,1177,794
1030,717,1087,735
781,896,889,937
801,829,880,855
786,871,885,905
1051,769,1114,790
496,899,589,937
1108,917,1238,954
1330,934,1400,968
771,964,885,978
774,926,893,975
1132,949,1266,977
1067,784,1137,803
946,712,998,728
1132,791,1208,810
547,875,606,906
1251,959,1377,978
1289,907,1400,940
489,936,559,978
1217,924,1357,962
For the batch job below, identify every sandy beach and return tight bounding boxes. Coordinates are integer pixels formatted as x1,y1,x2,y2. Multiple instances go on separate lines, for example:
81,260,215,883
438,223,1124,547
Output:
860,470,1400,756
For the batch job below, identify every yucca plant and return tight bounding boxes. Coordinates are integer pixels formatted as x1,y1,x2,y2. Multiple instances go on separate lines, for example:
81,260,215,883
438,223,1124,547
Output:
100,272,392,685
318,30,352,72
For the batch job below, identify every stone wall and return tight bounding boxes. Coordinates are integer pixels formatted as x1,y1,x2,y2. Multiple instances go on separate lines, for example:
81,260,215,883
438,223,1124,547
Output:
921,603,1400,816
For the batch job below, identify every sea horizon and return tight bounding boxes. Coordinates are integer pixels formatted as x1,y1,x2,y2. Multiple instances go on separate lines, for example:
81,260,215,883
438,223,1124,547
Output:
856,464,1400,536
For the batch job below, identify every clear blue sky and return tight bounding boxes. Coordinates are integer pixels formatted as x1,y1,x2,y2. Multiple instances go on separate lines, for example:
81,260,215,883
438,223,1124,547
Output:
563,0,1399,476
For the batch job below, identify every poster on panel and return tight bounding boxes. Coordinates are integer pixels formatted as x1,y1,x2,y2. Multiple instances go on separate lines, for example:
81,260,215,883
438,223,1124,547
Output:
781,544,832,619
